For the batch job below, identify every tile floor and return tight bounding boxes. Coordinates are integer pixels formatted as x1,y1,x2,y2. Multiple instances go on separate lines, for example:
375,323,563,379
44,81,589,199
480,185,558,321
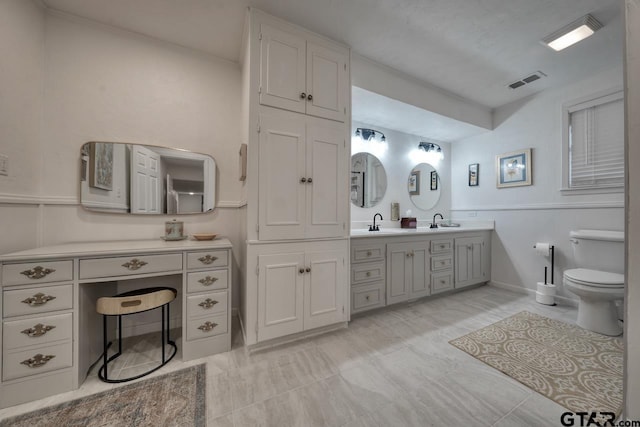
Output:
0,285,593,426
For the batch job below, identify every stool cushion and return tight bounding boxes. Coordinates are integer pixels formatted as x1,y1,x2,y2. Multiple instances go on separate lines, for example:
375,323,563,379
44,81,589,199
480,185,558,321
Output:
97,287,177,315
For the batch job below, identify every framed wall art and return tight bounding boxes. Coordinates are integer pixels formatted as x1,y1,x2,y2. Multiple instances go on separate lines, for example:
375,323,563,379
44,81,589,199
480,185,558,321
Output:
89,142,113,191
469,163,479,186
430,170,438,191
408,170,420,195
496,148,531,188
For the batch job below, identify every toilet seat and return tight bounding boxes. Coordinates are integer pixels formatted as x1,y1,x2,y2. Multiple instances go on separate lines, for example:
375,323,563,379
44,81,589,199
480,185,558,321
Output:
563,268,624,288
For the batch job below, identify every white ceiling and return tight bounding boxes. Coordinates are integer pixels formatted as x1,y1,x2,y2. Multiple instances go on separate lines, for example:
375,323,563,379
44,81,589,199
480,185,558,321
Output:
42,0,624,140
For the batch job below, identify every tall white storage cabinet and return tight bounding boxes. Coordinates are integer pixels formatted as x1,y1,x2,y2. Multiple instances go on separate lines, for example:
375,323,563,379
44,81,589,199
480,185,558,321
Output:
241,9,351,347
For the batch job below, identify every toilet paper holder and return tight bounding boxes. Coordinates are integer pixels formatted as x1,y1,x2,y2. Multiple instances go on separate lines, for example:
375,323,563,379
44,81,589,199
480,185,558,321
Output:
533,243,555,284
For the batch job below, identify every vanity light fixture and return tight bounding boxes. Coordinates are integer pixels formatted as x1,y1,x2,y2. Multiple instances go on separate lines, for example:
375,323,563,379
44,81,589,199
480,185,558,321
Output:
355,128,386,142
418,141,444,161
542,14,603,52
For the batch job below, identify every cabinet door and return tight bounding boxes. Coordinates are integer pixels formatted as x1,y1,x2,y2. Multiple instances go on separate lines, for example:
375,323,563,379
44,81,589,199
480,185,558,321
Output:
306,42,348,122
455,236,486,288
305,122,346,238
259,24,306,114
258,113,306,240
409,245,430,299
304,248,346,330
257,252,305,341
387,243,410,305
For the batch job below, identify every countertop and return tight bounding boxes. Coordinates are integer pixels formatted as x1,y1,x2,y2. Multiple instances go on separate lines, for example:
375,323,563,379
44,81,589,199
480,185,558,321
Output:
350,221,494,238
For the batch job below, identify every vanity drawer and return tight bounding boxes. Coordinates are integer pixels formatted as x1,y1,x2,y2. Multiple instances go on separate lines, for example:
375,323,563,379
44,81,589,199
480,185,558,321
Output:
3,342,72,381
431,271,454,294
186,250,228,270
431,255,453,271
351,282,385,314
3,284,73,318
3,313,73,350
186,313,228,341
430,239,453,254
351,262,385,285
2,261,73,286
186,270,228,293
186,291,228,319
351,244,385,263
79,254,182,279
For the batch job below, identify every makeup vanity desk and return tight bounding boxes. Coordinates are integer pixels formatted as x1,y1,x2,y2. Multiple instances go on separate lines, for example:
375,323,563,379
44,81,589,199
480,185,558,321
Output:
0,238,232,408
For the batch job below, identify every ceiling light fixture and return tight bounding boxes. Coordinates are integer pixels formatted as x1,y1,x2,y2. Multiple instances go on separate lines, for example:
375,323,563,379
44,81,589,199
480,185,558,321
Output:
355,128,386,142
418,142,442,154
542,14,603,52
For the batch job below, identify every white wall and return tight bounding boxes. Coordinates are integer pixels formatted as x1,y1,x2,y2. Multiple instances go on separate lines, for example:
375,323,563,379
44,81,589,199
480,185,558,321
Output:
351,121,451,229
624,0,640,418
0,8,244,307
451,65,624,301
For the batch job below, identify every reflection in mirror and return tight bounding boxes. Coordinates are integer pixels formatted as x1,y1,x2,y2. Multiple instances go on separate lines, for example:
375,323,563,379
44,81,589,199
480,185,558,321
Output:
351,152,387,208
408,162,441,211
80,142,216,214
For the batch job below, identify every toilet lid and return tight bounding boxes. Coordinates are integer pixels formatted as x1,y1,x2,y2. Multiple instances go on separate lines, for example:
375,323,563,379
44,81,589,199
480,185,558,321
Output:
564,268,624,286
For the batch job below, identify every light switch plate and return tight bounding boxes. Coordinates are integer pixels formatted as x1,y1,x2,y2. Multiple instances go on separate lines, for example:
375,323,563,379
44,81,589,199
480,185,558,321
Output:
0,154,8,176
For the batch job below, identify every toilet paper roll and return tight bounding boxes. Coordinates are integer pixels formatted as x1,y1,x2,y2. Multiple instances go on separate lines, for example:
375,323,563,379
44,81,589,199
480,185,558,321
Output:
535,243,550,257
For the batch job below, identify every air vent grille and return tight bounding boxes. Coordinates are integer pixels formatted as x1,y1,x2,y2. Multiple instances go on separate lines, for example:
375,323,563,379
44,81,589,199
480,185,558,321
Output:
508,71,547,89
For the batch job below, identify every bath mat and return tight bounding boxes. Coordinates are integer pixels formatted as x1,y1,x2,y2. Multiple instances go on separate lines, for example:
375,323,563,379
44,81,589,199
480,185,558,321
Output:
449,311,623,416
0,364,206,427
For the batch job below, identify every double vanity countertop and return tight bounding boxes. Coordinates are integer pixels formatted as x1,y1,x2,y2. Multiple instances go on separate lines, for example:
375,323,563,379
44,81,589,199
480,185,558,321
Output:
350,220,494,239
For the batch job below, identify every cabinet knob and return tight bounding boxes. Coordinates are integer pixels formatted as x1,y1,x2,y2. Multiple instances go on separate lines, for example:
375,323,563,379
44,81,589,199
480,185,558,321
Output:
365,295,370,300
299,268,305,274
366,271,371,277
300,92,307,99
305,267,311,273
366,251,372,256
307,94,313,101
300,177,307,183
307,177,313,183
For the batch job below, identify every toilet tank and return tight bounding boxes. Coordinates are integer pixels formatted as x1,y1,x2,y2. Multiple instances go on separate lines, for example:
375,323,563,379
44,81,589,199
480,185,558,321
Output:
570,229,624,274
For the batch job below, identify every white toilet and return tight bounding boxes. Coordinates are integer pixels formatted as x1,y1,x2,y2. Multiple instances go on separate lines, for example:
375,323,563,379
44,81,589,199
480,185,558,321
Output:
563,229,624,336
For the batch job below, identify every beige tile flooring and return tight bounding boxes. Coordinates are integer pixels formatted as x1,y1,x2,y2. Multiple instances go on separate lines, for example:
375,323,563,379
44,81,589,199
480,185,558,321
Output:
0,285,593,426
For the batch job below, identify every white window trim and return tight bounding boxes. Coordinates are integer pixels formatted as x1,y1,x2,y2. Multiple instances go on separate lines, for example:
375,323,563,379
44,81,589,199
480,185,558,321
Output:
561,86,624,195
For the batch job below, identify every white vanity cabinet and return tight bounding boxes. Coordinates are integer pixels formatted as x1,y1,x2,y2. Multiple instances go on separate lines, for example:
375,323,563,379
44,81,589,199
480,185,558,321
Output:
0,239,233,409
248,240,348,344
257,111,346,241
259,22,349,122
387,241,430,304
350,229,492,314
454,235,490,288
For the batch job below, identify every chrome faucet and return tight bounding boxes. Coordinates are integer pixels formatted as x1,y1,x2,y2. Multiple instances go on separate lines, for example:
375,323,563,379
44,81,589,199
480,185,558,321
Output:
430,213,444,229
369,213,383,231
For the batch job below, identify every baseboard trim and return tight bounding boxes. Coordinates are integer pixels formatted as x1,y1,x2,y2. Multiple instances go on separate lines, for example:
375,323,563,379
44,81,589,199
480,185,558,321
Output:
246,322,348,354
489,280,578,307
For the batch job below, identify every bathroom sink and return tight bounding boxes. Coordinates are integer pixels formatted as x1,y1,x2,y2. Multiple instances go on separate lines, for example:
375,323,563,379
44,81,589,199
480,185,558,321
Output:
439,223,461,227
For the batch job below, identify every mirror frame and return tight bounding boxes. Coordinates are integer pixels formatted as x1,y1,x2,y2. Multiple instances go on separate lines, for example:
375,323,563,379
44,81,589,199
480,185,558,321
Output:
408,162,441,211
351,152,387,209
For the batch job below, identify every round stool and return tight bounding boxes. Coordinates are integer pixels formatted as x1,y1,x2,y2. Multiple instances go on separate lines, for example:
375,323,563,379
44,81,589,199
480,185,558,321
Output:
96,286,177,383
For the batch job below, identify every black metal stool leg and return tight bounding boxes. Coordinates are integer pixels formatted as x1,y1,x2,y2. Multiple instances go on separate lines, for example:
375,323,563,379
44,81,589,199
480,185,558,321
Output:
161,304,166,364
103,314,108,381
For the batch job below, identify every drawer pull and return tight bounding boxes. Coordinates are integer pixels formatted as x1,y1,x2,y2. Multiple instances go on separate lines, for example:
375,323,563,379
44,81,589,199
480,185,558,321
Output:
198,255,218,265
20,266,56,280
198,276,218,286
198,298,219,309
440,261,446,265
122,258,148,270
21,353,55,368
22,292,56,306
366,271,371,277
440,245,445,249
197,321,218,332
21,323,56,337
440,280,446,284
365,295,370,301
366,251,372,256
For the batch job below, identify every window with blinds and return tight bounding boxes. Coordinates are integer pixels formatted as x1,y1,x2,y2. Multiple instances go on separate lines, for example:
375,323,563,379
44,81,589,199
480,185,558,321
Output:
563,90,624,192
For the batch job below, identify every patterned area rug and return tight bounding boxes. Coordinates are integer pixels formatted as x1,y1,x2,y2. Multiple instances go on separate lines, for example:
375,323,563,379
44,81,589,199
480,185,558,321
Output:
0,364,206,427
449,311,623,416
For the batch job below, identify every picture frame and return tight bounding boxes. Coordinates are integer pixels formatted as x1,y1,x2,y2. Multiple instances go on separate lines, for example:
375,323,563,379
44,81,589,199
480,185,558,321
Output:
496,148,532,188
430,170,438,191
408,170,420,195
469,163,479,186
89,142,113,191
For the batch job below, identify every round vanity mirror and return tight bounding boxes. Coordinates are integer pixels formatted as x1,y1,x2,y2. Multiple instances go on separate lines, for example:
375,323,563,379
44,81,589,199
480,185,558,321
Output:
408,163,441,211
351,152,387,208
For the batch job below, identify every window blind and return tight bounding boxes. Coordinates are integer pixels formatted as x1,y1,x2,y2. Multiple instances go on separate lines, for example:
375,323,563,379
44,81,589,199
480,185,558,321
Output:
569,97,624,189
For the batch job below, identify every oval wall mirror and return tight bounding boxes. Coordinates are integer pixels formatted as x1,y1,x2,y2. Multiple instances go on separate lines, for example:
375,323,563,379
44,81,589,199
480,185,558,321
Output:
408,162,441,211
350,152,387,208
80,141,216,214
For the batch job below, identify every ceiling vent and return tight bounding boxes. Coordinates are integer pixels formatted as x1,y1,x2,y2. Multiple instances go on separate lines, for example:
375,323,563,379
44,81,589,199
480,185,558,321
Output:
508,71,547,89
